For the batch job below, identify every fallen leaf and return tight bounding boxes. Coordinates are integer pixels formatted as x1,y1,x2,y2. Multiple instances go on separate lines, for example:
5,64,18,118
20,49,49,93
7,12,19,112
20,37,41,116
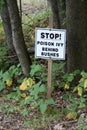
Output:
84,79,87,89
64,83,70,90
6,78,13,87
66,112,77,120
20,82,27,90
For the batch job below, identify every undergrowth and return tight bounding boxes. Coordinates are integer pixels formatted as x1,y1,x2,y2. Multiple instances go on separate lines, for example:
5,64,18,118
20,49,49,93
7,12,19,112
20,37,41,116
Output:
22,9,52,47
0,58,87,129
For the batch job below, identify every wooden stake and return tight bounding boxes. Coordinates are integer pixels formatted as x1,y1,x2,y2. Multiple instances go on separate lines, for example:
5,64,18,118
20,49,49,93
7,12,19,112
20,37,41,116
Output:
49,14,53,28
47,58,52,98
47,14,53,98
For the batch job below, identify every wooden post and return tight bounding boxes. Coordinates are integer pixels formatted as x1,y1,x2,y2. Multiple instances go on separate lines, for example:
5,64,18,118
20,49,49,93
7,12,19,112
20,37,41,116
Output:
47,14,53,98
47,58,52,98
49,14,53,28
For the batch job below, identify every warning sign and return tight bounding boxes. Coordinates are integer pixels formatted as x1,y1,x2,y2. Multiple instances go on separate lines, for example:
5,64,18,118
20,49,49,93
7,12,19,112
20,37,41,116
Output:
35,28,66,60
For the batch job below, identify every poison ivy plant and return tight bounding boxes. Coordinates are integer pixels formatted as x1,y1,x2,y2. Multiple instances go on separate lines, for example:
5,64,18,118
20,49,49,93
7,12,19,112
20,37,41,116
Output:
19,75,54,113
0,64,22,91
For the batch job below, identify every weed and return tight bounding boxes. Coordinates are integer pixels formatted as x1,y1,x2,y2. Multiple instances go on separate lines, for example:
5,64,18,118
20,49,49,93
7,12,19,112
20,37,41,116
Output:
0,46,8,70
0,64,22,91
1,58,87,129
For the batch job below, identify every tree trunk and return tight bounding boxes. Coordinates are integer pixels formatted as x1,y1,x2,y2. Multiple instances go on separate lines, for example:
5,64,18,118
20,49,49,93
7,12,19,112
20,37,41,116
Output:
6,0,31,76
48,0,61,28
1,0,14,51
58,0,66,28
66,0,87,72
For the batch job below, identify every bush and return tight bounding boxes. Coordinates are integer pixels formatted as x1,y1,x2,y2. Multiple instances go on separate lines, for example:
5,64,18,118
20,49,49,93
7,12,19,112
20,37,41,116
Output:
22,9,52,47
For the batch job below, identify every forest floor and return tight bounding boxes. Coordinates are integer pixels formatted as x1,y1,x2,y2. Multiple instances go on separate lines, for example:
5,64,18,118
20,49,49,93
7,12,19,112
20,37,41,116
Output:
0,1,87,130
0,89,87,130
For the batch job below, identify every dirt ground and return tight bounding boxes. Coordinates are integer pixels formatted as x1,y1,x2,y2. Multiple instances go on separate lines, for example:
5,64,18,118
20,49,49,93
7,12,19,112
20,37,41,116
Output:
0,90,87,130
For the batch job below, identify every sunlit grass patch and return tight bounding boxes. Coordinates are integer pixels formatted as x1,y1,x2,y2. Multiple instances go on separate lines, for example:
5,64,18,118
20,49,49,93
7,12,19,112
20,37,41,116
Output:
22,0,47,7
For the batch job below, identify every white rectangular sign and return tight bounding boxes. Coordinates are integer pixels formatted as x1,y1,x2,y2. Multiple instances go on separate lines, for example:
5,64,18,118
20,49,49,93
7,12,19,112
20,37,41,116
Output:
35,28,66,60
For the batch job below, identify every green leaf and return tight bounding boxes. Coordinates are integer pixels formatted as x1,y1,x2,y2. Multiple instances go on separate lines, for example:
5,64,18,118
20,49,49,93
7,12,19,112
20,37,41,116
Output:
67,74,74,82
39,84,47,92
0,82,5,91
21,109,28,116
52,63,65,72
63,73,74,82
30,64,42,77
78,86,83,96
79,97,86,108
30,82,42,99
45,98,55,105
7,92,20,100
78,123,87,130
73,86,78,93
81,71,87,79
58,62,66,70
80,97,86,103
59,81,65,88
0,70,3,78
52,63,59,72
79,80,84,87
8,107,14,113
84,79,87,89
73,69,81,75
3,71,11,81
79,103,86,108
40,103,47,114
24,121,30,127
